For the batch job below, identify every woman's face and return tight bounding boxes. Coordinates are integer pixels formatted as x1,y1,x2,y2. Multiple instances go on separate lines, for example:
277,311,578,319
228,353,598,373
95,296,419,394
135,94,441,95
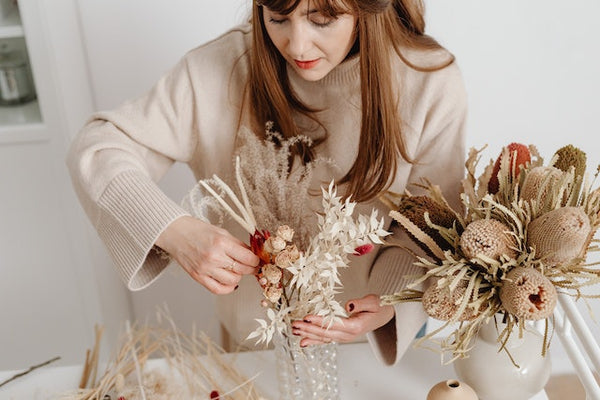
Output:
263,0,357,82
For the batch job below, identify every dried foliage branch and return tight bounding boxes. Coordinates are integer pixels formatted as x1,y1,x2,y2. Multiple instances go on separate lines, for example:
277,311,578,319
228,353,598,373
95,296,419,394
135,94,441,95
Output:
59,308,263,400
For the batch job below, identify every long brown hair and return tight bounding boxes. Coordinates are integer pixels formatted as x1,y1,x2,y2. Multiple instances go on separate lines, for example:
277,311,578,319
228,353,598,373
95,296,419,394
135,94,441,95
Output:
248,0,453,202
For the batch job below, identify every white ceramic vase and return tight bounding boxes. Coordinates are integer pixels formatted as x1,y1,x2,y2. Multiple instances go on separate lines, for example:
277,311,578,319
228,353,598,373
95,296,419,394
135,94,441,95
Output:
427,379,478,400
454,317,552,400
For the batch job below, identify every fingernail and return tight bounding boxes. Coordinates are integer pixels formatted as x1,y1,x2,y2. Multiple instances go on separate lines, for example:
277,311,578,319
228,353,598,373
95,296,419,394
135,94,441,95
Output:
303,319,311,323
292,331,300,336
300,343,307,348
348,303,354,312
234,285,239,290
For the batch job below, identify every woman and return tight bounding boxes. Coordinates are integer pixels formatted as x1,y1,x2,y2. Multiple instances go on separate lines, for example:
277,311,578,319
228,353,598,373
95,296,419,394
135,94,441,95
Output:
67,0,466,365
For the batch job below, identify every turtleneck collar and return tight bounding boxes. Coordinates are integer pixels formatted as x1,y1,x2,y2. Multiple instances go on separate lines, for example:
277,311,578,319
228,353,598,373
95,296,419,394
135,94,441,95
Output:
287,53,361,94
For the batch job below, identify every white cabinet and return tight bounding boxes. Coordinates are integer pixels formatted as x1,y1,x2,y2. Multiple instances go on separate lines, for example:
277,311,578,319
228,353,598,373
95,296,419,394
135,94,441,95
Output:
0,0,131,370
0,1,43,142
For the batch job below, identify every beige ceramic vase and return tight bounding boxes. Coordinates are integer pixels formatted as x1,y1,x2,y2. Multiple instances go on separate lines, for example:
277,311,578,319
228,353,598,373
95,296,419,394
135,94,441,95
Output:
427,379,478,400
454,318,551,400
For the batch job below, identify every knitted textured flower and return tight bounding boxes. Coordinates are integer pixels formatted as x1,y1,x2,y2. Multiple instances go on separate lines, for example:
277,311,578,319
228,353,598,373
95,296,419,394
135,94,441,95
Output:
553,144,587,178
460,219,517,260
499,267,557,320
422,281,477,321
488,142,531,194
527,206,592,266
520,166,564,206
393,195,458,258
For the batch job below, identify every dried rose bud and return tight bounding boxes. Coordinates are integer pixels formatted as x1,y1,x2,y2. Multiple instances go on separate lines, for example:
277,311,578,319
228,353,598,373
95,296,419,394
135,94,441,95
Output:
266,236,286,253
264,286,283,302
276,225,295,242
263,264,283,284
210,390,220,399
354,243,374,256
275,250,294,269
286,244,300,261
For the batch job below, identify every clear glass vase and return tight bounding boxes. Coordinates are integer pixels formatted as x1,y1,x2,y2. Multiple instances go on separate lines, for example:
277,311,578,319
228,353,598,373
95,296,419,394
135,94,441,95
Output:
273,331,340,400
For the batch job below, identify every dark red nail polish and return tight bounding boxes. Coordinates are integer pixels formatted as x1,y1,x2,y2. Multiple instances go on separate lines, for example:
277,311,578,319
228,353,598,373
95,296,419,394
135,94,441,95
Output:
303,319,311,323
348,303,354,311
234,285,239,290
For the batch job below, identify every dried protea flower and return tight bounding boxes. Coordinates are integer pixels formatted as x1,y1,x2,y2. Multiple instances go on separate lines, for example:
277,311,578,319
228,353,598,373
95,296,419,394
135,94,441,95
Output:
488,142,531,194
460,219,517,260
395,195,458,257
422,281,478,321
553,144,587,178
527,207,591,266
500,267,557,320
520,166,564,204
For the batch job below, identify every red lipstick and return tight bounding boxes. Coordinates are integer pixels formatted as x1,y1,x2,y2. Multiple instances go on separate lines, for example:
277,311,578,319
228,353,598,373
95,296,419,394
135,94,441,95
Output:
294,59,320,69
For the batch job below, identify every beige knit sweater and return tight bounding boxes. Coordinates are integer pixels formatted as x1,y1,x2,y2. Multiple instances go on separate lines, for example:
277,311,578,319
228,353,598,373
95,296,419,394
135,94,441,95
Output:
67,24,467,365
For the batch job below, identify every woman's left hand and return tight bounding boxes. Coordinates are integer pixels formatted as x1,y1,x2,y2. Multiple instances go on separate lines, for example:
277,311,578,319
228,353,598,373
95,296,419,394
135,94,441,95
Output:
291,294,394,347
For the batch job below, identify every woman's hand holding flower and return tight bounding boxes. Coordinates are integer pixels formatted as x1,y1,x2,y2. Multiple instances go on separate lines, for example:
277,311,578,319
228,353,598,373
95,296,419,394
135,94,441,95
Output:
291,294,394,346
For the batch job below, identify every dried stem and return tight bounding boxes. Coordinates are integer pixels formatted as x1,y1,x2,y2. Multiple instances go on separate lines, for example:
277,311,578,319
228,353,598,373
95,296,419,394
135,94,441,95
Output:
0,356,60,388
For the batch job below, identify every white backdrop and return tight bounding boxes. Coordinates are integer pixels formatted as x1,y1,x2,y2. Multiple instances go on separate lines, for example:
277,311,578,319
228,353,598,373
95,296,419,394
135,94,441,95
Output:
74,0,600,374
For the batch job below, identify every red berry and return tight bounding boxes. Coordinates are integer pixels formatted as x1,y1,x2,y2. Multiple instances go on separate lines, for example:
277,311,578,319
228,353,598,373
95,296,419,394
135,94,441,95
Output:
354,243,374,255
488,142,531,194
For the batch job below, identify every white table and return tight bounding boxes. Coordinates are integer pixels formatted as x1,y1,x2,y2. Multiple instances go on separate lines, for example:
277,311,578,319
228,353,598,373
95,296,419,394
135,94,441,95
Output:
0,342,549,399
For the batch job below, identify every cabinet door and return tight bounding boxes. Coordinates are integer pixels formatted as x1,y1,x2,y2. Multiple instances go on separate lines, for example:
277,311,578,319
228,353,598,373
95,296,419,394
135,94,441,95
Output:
0,0,130,370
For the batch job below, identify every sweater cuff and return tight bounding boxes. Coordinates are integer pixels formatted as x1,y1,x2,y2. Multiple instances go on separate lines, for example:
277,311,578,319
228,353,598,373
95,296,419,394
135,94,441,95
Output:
367,246,427,365
96,170,189,290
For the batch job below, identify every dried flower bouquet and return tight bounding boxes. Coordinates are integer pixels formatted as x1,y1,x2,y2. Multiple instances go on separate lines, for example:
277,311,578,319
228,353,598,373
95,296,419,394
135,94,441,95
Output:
382,143,600,362
185,126,389,345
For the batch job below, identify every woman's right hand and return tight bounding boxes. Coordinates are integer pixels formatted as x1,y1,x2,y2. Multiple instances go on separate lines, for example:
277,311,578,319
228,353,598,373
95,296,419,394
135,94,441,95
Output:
155,216,260,294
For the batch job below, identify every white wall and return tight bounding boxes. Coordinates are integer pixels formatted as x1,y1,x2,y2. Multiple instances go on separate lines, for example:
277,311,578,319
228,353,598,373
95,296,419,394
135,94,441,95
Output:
76,0,251,344
72,0,599,374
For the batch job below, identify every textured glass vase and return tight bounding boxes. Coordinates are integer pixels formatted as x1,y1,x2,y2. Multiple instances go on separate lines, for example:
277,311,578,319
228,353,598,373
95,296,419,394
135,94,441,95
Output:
274,331,340,400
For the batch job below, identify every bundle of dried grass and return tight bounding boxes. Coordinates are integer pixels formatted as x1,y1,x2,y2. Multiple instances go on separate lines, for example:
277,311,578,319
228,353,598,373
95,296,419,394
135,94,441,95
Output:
59,308,264,400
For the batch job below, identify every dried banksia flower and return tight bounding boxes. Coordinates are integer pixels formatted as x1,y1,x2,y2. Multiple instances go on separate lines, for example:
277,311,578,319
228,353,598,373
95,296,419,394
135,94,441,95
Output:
500,267,557,320
395,195,458,257
520,166,564,204
460,219,517,260
422,282,478,321
553,144,587,178
527,207,591,266
488,142,531,194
